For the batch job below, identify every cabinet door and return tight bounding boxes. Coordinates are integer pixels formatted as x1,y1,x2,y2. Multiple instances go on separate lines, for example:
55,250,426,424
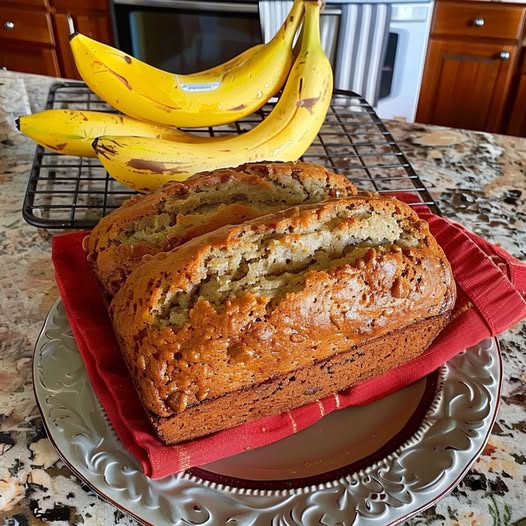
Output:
0,6,55,45
416,39,517,133
431,2,526,41
54,11,112,80
0,41,60,76
507,74,526,137
53,0,108,10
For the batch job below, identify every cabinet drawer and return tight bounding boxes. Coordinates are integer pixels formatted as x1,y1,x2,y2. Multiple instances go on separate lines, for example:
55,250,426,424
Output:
507,71,526,136
0,7,54,45
1,0,49,7
12,0,49,8
52,0,109,12
0,42,60,77
432,2,526,41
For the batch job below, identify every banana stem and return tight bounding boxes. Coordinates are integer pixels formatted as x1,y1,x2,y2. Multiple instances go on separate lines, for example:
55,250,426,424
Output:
301,1,322,52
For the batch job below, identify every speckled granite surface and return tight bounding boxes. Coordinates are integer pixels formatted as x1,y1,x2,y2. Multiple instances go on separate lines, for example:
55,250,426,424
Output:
0,70,524,525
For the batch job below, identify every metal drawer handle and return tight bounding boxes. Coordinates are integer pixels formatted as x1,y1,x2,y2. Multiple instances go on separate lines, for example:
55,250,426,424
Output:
4,20,15,30
499,50,510,60
472,17,485,27
66,14,76,36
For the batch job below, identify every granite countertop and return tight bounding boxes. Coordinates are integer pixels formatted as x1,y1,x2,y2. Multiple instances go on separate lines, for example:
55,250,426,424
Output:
0,70,525,526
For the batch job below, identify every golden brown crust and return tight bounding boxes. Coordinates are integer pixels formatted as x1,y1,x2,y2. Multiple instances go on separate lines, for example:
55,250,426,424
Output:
85,161,358,296
110,195,456,444
151,314,449,444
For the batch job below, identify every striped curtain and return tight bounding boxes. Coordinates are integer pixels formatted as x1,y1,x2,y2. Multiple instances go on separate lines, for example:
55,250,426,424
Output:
258,1,391,107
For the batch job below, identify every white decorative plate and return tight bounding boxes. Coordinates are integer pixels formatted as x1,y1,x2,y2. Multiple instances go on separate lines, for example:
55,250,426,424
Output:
33,299,501,525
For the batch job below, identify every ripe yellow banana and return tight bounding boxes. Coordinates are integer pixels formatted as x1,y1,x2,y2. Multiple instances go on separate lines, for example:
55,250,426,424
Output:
70,0,304,128
93,0,332,193
16,109,219,158
196,42,265,77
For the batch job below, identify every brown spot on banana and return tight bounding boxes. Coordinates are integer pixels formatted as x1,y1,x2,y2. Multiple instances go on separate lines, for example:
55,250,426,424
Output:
123,55,132,64
93,60,133,90
78,111,89,121
45,142,67,151
110,69,133,90
126,159,187,174
296,95,321,114
229,104,247,111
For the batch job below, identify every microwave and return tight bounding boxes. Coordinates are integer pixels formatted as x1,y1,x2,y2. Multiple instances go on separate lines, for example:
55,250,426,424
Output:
110,0,434,122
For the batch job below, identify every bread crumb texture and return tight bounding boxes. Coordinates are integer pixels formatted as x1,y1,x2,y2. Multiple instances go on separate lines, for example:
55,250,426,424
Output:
110,195,456,420
86,161,357,296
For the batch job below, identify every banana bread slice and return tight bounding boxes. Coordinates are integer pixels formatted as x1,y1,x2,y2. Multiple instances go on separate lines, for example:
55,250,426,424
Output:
85,161,358,296
110,195,456,445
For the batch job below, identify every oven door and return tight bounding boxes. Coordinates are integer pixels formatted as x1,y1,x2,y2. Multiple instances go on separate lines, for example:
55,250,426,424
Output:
111,0,262,73
375,2,434,121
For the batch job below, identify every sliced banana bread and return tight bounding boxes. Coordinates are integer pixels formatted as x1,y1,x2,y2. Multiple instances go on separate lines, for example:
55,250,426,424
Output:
110,195,456,445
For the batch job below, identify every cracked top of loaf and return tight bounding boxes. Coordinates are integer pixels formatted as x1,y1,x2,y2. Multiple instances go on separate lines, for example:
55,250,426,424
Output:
84,161,358,296
109,195,456,419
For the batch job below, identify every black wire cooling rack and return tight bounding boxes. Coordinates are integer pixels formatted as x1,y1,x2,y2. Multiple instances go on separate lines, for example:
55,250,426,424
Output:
22,82,439,229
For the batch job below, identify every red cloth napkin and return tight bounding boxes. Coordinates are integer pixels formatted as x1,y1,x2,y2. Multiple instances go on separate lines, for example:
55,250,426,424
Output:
51,197,526,479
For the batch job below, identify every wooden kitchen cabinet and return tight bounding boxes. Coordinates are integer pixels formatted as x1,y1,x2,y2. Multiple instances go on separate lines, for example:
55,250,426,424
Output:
0,2,61,77
416,0,526,134
0,42,60,77
0,0,112,80
507,52,526,137
417,39,517,132
52,0,113,80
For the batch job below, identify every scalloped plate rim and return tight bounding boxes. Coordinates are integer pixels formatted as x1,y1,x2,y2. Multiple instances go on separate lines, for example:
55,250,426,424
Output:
32,298,502,526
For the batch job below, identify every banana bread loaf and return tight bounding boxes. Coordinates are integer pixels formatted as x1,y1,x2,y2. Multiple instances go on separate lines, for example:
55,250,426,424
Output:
109,194,456,445
85,161,358,296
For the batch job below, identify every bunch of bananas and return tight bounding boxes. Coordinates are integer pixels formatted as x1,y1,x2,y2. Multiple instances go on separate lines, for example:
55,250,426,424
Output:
17,0,333,192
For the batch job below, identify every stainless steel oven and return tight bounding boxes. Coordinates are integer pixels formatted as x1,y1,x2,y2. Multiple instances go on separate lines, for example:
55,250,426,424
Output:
111,1,263,73
110,0,434,122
